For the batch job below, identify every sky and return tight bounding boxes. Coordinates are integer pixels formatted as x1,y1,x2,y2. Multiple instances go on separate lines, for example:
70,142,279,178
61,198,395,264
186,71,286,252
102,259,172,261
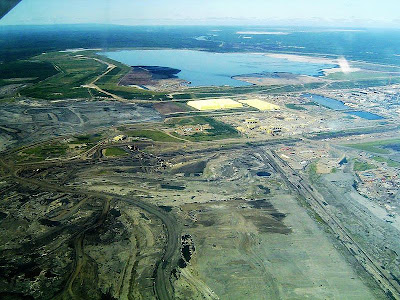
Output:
1,0,400,27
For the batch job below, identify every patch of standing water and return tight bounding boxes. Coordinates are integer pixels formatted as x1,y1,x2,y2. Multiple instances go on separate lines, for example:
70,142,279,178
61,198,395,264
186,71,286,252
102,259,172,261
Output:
302,93,348,110
302,93,384,120
345,111,384,120
257,171,271,177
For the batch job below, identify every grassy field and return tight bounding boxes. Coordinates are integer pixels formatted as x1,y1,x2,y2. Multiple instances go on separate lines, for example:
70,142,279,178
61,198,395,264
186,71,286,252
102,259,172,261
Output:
125,129,183,142
170,93,195,100
7,50,174,101
89,89,114,99
353,160,376,171
104,147,128,157
372,156,400,168
20,52,107,100
345,139,400,154
91,53,131,86
21,143,68,161
166,116,239,141
94,67,123,85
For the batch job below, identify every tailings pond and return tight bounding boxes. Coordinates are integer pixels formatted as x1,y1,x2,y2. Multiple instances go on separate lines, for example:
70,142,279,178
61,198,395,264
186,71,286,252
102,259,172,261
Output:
100,50,336,87
302,93,384,120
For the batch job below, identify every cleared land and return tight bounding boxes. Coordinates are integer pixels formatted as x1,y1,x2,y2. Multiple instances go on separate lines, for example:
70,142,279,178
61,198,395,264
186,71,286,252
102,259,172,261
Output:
153,102,191,115
239,99,280,111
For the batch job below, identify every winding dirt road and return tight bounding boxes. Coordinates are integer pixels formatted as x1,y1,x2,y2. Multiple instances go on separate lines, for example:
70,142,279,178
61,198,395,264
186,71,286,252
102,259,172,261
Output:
2,150,179,300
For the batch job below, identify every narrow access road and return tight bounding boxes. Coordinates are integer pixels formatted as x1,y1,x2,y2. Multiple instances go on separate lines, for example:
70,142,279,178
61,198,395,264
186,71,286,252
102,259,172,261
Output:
6,159,179,300
81,56,128,102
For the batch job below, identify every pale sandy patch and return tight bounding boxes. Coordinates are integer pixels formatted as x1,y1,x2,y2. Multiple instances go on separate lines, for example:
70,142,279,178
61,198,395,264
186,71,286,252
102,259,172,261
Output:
265,53,337,64
187,99,243,111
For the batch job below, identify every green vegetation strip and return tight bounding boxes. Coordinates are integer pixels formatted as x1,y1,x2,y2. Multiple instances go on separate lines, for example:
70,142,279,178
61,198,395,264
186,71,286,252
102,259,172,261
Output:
372,156,400,168
326,77,400,89
285,103,306,111
325,71,397,81
353,160,376,171
307,125,398,140
101,86,171,101
126,129,183,142
345,139,400,154
308,162,321,183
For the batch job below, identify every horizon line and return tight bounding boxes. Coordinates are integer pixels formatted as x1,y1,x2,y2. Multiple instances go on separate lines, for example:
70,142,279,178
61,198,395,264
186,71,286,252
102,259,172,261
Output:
1,22,400,30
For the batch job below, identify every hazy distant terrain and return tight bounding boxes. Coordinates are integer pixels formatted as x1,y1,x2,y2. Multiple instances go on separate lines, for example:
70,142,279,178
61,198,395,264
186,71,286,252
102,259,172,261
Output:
1,25,400,65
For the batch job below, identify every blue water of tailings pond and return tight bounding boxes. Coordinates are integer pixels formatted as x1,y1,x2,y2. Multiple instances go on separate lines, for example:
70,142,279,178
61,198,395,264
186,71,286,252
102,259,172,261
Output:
100,50,336,87
302,93,348,110
345,111,384,120
302,93,384,120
